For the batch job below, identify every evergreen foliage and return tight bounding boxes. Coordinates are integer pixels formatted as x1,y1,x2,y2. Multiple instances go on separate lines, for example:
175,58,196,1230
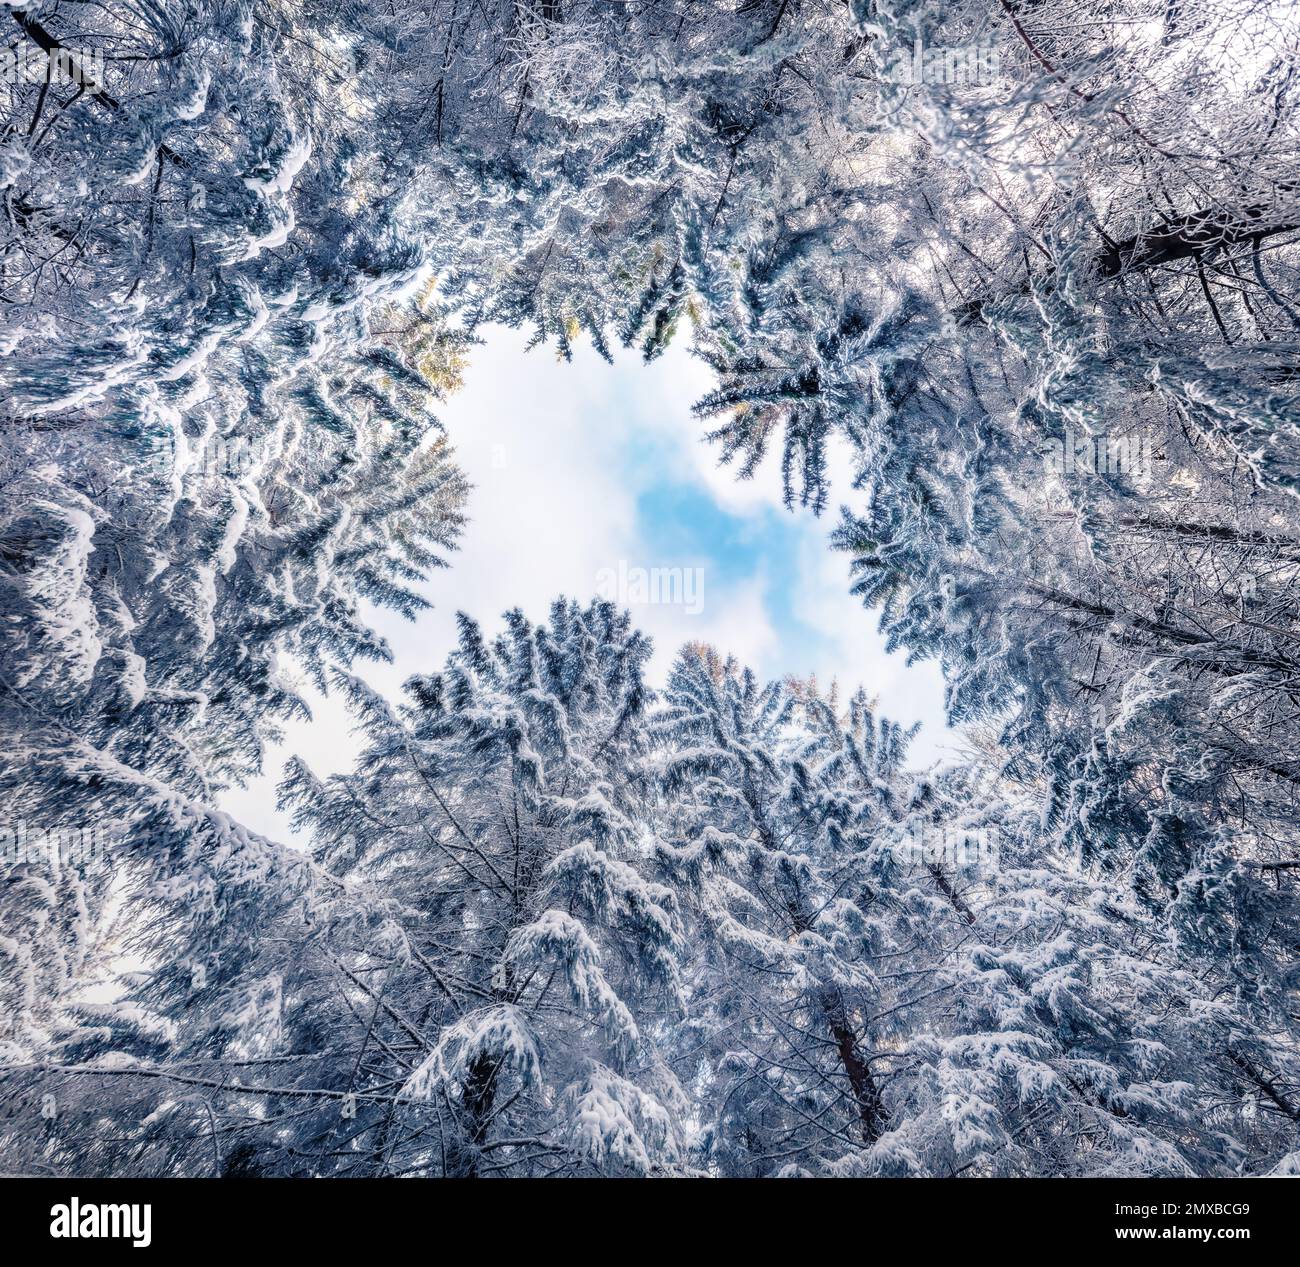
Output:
2,0,1297,1177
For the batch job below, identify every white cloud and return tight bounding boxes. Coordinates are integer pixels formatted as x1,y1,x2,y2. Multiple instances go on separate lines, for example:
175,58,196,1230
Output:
220,325,954,840
786,529,953,764
632,572,780,684
630,378,783,518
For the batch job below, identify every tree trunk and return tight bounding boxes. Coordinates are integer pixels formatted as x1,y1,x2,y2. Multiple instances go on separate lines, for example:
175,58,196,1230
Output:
821,992,889,1145
452,1051,500,1178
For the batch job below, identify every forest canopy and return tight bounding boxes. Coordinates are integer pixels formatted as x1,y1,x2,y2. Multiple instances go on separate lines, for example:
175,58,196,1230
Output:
1,0,1298,1177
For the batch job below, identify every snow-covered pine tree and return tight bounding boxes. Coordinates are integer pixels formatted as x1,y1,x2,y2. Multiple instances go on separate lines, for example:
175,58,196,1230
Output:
903,761,1300,1178
1,301,467,1065
649,645,970,1175
188,599,683,1177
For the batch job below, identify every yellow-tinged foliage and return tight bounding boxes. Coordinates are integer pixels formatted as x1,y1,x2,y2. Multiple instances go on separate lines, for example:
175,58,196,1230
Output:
372,294,469,399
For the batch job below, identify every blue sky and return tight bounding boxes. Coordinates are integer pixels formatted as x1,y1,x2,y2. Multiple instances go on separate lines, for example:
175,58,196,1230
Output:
221,326,951,839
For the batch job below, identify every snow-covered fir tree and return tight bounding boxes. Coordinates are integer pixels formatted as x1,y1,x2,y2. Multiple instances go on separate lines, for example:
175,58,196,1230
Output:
3,606,1294,1176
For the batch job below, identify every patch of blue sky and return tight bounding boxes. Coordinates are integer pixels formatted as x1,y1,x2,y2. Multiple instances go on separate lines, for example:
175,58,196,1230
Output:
220,326,953,841
629,476,859,683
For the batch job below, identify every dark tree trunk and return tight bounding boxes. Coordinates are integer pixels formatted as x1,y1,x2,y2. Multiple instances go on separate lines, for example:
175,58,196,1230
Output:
451,1051,500,1177
821,992,889,1145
